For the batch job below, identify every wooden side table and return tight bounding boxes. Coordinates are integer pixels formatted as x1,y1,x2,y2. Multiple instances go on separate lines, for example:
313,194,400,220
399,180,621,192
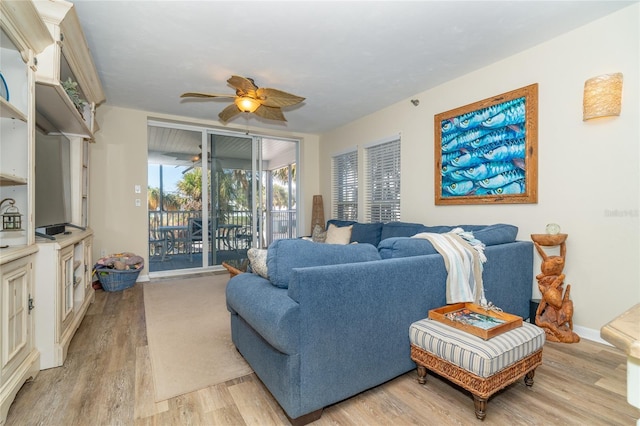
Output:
531,233,579,343
222,259,248,278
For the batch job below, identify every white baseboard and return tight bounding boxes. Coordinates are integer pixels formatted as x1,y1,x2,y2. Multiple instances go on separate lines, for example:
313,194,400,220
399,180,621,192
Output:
574,324,610,346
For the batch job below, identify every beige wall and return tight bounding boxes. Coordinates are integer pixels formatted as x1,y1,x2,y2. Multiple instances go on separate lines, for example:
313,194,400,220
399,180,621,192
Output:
90,106,320,279
318,5,639,335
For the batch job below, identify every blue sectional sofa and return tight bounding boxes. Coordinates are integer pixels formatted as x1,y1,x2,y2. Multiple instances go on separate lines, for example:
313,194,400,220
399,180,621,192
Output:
225,221,533,424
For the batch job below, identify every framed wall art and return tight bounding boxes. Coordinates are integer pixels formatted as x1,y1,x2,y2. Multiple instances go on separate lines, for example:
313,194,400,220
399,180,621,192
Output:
434,84,538,205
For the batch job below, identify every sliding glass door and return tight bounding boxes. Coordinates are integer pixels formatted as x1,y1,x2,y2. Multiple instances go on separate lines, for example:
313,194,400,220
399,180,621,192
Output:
148,120,299,275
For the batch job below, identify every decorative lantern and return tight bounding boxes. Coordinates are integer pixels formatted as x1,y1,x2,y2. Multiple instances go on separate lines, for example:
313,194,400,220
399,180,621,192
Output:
1,198,23,231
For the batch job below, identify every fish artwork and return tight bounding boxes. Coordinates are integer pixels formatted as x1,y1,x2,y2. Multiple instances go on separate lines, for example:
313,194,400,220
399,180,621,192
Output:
439,96,527,198
478,168,526,189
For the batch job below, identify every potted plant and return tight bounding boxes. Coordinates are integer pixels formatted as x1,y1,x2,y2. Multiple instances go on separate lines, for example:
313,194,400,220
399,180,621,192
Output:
61,77,88,118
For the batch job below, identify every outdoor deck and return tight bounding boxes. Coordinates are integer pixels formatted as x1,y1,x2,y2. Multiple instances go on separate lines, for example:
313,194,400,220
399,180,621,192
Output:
147,209,296,273
148,248,249,273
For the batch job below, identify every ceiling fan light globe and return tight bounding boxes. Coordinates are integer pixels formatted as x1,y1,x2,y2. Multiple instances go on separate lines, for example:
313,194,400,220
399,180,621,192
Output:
235,96,261,113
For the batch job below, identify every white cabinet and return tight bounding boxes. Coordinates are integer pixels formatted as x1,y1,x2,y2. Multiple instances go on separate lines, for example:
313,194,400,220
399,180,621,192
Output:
0,249,40,424
0,2,51,423
34,229,94,369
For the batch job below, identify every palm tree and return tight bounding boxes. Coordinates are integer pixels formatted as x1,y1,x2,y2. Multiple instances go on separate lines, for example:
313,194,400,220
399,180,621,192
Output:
176,168,207,211
273,164,296,184
147,186,182,211
148,186,160,210
272,184,288,209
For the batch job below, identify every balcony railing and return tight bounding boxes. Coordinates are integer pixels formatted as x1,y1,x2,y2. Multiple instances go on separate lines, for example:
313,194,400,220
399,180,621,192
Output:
268,209,297,244
148,210,252,257
149,209,297,259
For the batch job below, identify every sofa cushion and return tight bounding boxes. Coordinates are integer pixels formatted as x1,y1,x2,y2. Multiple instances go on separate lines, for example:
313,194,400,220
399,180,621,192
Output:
326,220,384,246
449,224,518,246
247,248,269,278
351,222,384,246
378,237,439,259
311,224,327,243
266,238,381,288
325,223,352,244
380,221,429,241
470,223,518,246
377,224,518,259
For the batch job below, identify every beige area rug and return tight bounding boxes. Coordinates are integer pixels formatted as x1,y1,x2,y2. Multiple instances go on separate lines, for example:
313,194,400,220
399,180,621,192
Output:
143,274,252,402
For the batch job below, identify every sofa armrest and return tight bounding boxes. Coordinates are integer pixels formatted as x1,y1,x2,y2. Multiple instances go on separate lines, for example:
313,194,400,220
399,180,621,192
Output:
226,272,300,354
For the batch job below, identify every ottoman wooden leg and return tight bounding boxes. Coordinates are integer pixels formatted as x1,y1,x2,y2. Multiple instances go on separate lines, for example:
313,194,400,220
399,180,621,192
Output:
524,368,536,387
416,365,427,384
473,395,487,420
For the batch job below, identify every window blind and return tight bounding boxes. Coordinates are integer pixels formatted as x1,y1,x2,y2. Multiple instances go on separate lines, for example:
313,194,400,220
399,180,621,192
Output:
365,137,401,223
331,149,358,220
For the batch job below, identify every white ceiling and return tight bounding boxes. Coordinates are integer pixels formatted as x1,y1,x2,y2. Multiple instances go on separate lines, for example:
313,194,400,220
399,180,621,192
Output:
72,1,635,135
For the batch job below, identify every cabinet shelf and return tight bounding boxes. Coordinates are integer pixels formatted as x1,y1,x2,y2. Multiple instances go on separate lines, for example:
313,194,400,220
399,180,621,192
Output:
35,82,92,137
0,173,28,186
0,98,27,121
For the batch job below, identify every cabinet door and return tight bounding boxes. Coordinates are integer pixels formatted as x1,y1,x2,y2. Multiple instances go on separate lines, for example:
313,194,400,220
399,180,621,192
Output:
84,237,93,294
1,256,33,379
59,246,74,328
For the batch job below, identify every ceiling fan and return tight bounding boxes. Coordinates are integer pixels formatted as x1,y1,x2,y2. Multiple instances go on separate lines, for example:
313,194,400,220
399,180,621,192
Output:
181,75,305,122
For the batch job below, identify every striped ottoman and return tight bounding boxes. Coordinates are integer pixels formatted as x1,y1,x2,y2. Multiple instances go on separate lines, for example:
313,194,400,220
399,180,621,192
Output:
409,318,545,420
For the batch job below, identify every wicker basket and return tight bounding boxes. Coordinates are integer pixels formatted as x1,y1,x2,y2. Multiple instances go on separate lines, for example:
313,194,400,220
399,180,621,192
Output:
97,268,141,292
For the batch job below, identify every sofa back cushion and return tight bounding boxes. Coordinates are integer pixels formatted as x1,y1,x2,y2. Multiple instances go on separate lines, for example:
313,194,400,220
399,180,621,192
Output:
267,238,381,288
466,223,518,246
326,220,383,246
377,223,519,259
380,221,429,241
378,237,439,259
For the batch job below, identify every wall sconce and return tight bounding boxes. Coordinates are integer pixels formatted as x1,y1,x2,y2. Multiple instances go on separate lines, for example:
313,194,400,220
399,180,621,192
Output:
0,198,23,231
583,73,623,121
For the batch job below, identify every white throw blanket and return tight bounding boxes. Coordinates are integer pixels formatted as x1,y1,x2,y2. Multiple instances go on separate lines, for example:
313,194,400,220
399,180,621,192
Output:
412,228,486,304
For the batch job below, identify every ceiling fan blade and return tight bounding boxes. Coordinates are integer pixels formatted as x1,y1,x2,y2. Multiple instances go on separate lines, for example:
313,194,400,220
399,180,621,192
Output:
227,75,258,94
164,152,199,161
253,105,287,122
218,103,243,122
180,92,235,99
256,88,305,108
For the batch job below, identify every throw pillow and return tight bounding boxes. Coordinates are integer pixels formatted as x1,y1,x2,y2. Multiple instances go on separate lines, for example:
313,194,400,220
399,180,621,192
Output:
311,224,327,243
247,248,268,279
325,223,352,244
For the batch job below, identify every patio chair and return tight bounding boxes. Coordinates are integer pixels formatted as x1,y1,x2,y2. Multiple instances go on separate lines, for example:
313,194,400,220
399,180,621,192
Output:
149,228,165,260
188,218,226,260
188,218,209,261
234,225,253,250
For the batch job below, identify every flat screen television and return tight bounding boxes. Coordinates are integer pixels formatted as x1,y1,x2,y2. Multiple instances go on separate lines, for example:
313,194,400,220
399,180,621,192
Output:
35,129,72,236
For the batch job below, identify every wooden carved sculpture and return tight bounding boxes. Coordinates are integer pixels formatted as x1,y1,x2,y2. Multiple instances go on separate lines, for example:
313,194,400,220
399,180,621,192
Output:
531,233,580,343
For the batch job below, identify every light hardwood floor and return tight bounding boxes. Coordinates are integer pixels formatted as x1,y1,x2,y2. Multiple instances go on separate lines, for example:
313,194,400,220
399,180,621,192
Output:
5,279,640,425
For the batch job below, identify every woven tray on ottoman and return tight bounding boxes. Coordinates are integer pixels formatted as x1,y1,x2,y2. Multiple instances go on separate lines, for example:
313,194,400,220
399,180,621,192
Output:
409,318,545,420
